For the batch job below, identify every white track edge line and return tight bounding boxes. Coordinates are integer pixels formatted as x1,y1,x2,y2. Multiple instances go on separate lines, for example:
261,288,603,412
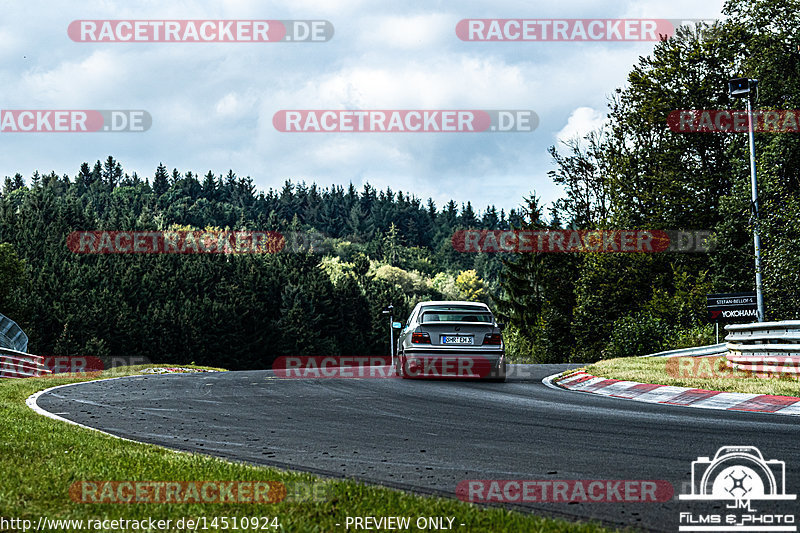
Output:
26,375,172,446
541,371,568,391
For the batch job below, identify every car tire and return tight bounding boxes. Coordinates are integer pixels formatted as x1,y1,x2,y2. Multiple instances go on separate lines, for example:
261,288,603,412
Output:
396,353,408,379
487,362,507,382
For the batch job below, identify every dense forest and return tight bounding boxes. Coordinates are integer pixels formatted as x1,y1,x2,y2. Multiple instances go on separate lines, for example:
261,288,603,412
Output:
0,162,513,368
497,0,800,362
2,0,799,367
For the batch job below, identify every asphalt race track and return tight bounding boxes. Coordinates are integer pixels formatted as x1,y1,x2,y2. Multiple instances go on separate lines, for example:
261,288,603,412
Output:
35,365,800,532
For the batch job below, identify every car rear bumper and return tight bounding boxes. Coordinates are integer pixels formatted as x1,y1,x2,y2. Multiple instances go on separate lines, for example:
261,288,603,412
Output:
400,349,505,379
403,347,504,356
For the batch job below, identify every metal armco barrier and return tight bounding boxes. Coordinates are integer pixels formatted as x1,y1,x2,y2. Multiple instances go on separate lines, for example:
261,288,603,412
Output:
0,347,51,378
0,313,28,353
724,321,800,375
0,313,50,378
640,343,727,358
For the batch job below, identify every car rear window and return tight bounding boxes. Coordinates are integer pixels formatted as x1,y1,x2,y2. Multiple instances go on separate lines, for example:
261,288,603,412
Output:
421,310,493,323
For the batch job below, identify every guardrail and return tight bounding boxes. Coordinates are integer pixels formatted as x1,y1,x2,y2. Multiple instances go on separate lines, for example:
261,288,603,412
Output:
0,314,50,378
640,343,727,358
0,313,28,353
0,346,51,378
724,321,800,375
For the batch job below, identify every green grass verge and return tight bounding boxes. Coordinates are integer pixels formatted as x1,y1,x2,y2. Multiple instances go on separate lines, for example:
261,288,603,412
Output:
576,357,800,397
1,365,622,533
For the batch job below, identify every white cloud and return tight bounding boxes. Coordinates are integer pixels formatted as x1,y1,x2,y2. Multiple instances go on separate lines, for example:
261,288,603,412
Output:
270,54,533,110
556,107,607,144
214,91,259,118
19,51,125,105
359,13,453,50
0,0,729,212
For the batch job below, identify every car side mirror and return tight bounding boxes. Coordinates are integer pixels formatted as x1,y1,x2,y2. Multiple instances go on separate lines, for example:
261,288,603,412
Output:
392,322,403,329
497,322,506,330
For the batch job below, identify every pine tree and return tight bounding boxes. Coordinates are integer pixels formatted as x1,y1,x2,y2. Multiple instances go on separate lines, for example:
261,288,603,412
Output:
77,163,93,189
102,156,123,187
459,201,478,228
201,171,217,200
382,223,402,266
152,163,169,196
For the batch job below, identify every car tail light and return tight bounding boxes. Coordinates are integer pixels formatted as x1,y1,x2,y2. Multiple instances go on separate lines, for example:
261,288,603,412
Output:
411,332,431,344
483,333,502,345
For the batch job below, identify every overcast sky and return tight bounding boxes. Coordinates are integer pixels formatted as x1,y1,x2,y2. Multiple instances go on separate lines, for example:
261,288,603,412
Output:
0,0,726,214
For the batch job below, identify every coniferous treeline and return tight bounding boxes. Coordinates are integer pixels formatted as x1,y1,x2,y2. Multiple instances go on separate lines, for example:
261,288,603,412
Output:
0,160,510,368
4,0,796,367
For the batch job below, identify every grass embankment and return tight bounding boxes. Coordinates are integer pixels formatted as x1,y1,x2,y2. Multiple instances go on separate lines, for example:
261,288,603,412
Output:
577,356,800,398
0,365,620,533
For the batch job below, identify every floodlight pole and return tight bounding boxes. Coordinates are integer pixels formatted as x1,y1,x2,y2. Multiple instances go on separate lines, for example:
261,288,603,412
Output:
745,93,766,323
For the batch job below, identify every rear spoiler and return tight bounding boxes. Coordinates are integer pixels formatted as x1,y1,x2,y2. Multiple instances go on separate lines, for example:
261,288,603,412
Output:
419,320,496,326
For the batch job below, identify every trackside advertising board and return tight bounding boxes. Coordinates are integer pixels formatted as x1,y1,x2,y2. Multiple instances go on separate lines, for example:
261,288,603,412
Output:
707,292,758,322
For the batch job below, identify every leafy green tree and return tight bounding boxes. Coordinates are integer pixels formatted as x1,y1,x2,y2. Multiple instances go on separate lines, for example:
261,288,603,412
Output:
499,2,800,362
455,270,486,302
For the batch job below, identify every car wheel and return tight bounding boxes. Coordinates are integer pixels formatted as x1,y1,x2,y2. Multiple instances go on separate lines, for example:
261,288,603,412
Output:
487,361,507,382
396,353,407,379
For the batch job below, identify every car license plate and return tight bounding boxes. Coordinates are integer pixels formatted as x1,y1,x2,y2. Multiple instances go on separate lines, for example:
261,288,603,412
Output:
442,336,473,345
